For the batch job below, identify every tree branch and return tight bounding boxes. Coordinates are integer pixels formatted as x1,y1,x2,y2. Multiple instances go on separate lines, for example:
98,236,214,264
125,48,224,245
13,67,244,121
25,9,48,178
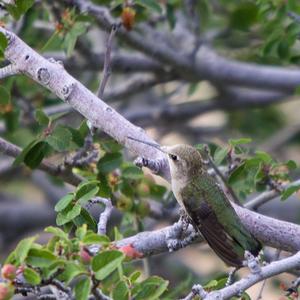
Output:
73,0,300,91
0,136,82,186
2,27,300,259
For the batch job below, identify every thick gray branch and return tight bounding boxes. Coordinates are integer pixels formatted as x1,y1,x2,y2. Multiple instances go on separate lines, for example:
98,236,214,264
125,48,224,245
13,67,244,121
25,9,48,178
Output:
74,0,300,91
205,251,300,299
1,27,300,257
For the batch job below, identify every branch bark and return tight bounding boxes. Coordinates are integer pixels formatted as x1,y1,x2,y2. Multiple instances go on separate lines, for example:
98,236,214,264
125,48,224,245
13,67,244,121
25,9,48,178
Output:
1,27,300,257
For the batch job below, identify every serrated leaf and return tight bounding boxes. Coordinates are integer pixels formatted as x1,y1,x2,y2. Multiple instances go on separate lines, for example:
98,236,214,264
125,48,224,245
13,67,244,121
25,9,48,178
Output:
46,126,72,151
0,32,7,59
82,232,110,245
113,280,129,300
92,250,125,280
286,160,297,170
24,141,51,169
24,268,41,285
255,151,273,163
15,236,37,264
75,277,91,300
229,138,252,146
26,248,56,268
76,181,99,202
0,86,11,105
76,224,88,240
6,0,34,20
73,207,97,232
213,147,228,165
55,194,74,212
35,109,49,126
78,186,99,205
130,271,141,283
59,262,86,284
281,184,300,201
122,166,144,180
14,139,51,169
134,276,169,300
67,204,82,220
56,204,81,226
45,226,69,240
98,152,123,173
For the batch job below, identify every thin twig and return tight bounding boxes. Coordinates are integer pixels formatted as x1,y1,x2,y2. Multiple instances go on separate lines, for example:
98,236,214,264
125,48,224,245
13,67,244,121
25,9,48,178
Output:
97,24,120,98
0,64,20,79
0,136,82,186
203,145,242,205
245,179,300,210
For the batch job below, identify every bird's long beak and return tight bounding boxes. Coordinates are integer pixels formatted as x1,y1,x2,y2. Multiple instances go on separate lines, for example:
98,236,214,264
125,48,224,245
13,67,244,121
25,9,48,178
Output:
127,136,166,154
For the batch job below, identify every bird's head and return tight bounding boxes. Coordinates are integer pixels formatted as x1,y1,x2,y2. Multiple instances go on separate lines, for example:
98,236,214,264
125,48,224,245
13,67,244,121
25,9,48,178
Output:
127,137,203,182
161,144,203,181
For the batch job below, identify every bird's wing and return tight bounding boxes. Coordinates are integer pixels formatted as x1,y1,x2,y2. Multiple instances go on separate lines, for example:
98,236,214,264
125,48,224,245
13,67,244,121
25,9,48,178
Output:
184,193,244,267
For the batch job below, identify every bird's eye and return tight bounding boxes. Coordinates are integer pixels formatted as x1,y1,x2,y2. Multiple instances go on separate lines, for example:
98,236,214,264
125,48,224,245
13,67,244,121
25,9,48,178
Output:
169,154,178,161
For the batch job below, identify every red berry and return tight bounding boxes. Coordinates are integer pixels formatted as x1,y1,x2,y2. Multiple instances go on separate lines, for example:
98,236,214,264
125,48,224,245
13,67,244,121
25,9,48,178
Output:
1,265,16,281
80,248,92,264
0,283,14,300
119,244,143,259
121,7,136,31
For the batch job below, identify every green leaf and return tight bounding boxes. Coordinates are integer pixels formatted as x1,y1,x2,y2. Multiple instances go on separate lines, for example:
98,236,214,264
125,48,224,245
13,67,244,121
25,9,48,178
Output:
122,166,144,180
78,186,99,205
204,279,218,289
46,126,72,151
73,207,97,231
213,147,228,165
56,204,81,226
229,138,252,146
59,262,86,284
0,86,11,105
0,32,8,59
26,248,56,268
75,277,91,300
149,184,167,199
76,224,88,240
6,0,34,20
23,268,41,285
130,271,141,283
281,184,300,201
286,160,297,170
98,152,123,173
255,151,273,163
92,250,125,280
35,109,50,126
134,276,169,300
113,280,129,300
166,3,176,29
24,141,51,169
82,232,110,245
55,194,74,212
64,22,88,57
45,226,69,240
67,203,82,218
15,236,37,264
14,139,51,169
230,2,258,30
136,0,162,13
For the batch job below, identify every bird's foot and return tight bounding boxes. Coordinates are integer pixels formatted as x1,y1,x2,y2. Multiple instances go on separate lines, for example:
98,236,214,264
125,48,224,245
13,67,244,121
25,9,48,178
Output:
166,219,199,252
244,251,262,274
225,267,239,286
179,207,191,232
134,156,164,174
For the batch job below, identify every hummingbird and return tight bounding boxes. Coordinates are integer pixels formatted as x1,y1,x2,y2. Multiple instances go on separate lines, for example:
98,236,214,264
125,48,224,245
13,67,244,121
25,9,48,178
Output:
127,137,261,267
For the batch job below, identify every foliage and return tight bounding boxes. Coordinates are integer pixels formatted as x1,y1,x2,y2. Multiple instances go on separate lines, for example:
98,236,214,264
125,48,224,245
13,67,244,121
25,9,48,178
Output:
1,0,300,299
